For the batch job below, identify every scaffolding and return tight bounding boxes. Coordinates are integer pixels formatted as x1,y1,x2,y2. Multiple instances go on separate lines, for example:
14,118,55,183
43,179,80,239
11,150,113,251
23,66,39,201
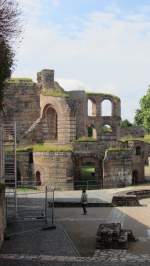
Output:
1,122,17,218
0,125,4,183
3,122,17,187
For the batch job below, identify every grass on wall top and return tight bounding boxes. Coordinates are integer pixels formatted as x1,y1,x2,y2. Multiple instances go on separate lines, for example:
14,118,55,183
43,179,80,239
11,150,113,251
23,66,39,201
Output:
86,92,120,100
17,143,73,152
120,134,150,144
75,136,97,142
6,78,34,84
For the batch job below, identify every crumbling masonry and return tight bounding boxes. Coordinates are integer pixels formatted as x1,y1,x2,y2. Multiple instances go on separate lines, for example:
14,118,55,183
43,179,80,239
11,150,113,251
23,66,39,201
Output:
2,69,150,189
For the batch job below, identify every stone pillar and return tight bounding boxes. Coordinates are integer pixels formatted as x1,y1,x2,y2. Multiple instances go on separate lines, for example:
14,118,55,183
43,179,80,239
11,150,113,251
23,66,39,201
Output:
37,69,55,89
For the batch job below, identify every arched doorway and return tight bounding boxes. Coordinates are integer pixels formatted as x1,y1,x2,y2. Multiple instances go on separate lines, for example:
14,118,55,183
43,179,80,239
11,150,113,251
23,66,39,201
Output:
74,156,103,190
36,171,41,186
132,170,139,185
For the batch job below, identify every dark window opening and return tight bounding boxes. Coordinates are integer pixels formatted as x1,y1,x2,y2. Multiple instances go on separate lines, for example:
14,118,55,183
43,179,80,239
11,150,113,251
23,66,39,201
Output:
136,146,141,156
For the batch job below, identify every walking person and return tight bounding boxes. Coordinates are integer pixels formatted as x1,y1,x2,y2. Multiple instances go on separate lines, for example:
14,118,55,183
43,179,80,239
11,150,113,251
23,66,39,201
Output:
81,189,88,215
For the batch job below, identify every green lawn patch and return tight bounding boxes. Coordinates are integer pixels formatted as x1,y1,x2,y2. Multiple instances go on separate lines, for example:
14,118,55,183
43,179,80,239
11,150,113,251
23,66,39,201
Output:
17,187,37,193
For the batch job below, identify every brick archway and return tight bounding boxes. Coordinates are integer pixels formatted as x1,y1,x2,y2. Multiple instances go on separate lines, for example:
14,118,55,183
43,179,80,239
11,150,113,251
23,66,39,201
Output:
73,155,103,189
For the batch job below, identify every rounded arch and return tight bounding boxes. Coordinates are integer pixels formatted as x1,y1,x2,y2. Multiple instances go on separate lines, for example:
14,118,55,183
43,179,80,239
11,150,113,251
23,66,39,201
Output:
42,104,58,140
102,124,113,134
88,99,96,116
101,99,112,116
132,170,139,185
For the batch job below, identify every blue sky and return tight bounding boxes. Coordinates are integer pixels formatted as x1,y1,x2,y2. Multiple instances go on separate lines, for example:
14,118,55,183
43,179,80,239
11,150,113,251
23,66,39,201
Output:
14,0,150,121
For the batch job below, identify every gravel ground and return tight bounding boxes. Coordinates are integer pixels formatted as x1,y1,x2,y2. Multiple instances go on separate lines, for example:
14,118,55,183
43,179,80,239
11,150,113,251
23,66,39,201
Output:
1,191,150,266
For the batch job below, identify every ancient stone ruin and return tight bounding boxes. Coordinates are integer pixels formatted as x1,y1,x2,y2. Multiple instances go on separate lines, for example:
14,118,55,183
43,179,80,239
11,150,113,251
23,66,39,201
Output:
1,69,150,189
96,223,137,249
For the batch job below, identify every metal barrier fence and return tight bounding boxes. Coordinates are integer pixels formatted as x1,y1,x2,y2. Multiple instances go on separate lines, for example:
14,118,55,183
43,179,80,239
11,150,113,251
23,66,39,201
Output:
5,178,101,191
6,184,55,228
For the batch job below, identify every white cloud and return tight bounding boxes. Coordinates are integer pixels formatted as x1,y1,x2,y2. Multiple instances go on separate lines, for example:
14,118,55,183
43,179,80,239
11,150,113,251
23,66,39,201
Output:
13,5,150,121
51,0,60,7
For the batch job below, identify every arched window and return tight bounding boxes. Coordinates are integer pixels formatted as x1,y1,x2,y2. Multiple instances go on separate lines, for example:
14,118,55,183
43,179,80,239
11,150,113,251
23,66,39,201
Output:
101,99,112,116
43,105,57,140
36,171,41,186
87,124,97,139
88,99,96,116
136,146,141,156
102,124,113,134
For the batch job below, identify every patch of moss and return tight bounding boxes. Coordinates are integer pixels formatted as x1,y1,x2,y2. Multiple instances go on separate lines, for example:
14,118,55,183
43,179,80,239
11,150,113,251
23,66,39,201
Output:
17,144,73,152
86,92,120,100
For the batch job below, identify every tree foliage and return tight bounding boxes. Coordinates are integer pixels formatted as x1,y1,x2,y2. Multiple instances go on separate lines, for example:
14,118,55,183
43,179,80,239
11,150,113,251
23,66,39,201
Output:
0,40,14,108
121,119,133,128
0,0,21,110
134,86,150,132
0,0,20,41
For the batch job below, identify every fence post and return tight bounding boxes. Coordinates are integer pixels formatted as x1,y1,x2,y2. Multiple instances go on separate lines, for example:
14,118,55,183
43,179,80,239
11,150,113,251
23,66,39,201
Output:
87,180,89,190
51,188,55,226
44,186,48,225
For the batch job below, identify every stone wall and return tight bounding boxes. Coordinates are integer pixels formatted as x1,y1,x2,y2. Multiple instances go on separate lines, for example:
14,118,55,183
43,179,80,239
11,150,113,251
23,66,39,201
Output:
103,150,132,188
0,185,6,248
4,80,40,142
120,126,145,138
86,94,121,141
33,152,73,189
